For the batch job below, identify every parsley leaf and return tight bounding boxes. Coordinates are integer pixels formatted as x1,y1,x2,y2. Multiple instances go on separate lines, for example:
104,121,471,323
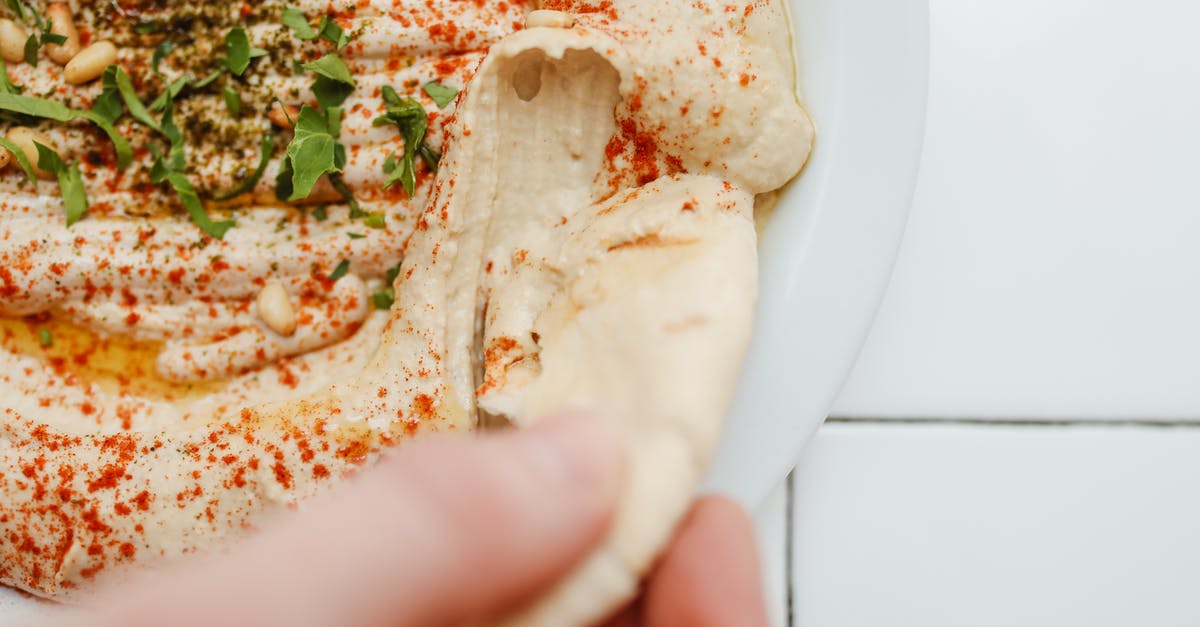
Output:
151,40,174,74
22,33,36,66
0,137,34,183
422,81,458,108
109,66,160,131
166,172,235,239
311,206,327,221
0,91,133,169
37,327,51,347
282,7,317,40
374,87,430,197
90,76,123,124
312,75,354,109
317,16,350,49
34,142,88,226
133,20,163,35
373,263,402,310
4,0,25,21
346,232,365,239
372,288,394,310
328,259,350,282
303,54,354,85
223,86,241,116
284,105,340,201
213,134,272,201
303,54,355,109
0,60,20,95
225,27,267,76
363,213,386,229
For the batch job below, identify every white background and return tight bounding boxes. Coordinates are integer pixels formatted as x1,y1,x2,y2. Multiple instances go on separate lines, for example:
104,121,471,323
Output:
763,0,1200,625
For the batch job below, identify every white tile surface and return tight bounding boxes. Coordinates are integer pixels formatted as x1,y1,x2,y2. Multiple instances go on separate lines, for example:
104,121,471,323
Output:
832,0,1200,419
791,422,1200,627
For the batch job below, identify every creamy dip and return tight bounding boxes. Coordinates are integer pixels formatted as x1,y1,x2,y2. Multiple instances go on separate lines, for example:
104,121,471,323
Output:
0,0,813,618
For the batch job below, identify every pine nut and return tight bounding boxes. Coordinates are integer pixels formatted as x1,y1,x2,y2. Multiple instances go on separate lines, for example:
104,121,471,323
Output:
256,281,297,337
64,41,116,84
0,19,27,64
44,3,80,65
526,10,574,28
7,127,57,180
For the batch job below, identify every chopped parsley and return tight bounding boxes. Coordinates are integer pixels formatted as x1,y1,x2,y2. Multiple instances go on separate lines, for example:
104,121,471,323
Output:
0,91,133,169
282,7,318,40
225,27,267,76
34,142,87,227
304,54,355,108
372,288,394,310
423,81,458,108
213,134,273,201
0,136,36,183
0,60,19,95
375,86,439,197
363,213,386,229
280,105,342,201
372,263,402,310
37,327,51,347
346,232,365,239
316,16,351,50
328,259,350,282
133,20,163,35
223,86,242,116
110,66,161,131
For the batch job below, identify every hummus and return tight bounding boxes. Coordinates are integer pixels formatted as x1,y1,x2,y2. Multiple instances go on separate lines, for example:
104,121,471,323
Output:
0,0,813,622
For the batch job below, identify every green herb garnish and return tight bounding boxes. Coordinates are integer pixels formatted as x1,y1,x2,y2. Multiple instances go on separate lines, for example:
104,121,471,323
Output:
213,134,272,201
0,136,36,183
0,91,133,169
109,66,161,131
328,259,350,282
37,327,51,347
375,86,438,197
282,105,341,201
423,81,458,108
0,60,20,95
225,27,267,76
317,16,350,49
372,288,394,310
4,0,26,21
35,142,88,226
223,86,241,116
363,213,386,229
133,20,163,35
346,232,365,239
282,7,317,39
151,40,174,74
304,54,355,108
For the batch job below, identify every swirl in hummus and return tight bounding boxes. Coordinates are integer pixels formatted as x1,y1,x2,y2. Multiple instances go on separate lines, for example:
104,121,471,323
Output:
0,0,813,624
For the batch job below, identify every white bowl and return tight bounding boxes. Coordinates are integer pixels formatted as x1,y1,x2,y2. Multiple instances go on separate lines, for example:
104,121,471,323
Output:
0,0,930,617
704,0,930,507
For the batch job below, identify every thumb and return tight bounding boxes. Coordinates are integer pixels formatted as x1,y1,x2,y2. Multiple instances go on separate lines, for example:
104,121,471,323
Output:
75,414,622,627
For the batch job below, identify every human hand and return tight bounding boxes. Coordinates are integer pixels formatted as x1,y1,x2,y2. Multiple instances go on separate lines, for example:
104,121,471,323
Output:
59,416,769,627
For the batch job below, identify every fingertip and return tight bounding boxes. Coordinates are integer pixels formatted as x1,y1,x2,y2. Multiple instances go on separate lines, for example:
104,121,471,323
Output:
643,495,769,627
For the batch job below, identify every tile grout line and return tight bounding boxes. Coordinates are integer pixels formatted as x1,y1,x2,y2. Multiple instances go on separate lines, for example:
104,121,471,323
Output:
786,470,796,627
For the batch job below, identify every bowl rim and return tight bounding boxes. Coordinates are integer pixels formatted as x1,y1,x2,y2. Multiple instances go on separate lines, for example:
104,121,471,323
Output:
703,0,932,508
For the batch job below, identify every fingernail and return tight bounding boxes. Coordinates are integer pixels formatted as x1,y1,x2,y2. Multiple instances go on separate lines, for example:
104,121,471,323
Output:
519,413,622,503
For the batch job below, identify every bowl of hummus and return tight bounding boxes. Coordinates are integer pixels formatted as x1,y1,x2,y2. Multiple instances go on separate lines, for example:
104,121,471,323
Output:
0,0,928,623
